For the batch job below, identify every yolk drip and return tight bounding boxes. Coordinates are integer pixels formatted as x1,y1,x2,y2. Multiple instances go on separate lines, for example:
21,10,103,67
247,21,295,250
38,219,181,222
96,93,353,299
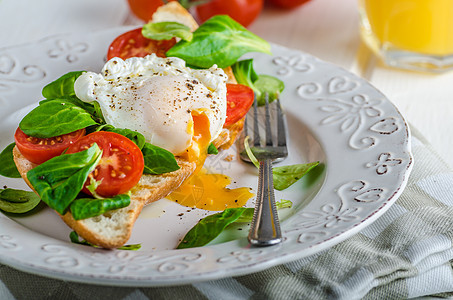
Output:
168,111,254,211
166,168,254,211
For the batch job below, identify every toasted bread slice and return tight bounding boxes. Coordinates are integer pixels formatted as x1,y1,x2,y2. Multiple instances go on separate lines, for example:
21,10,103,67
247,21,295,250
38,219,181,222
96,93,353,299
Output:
13,146,196,248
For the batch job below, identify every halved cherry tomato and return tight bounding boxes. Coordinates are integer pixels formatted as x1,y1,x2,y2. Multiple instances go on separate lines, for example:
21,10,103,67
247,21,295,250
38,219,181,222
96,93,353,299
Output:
126,0,177,22
107,27,176,61
196,0,263,28
14,128,86,165
66,131,145,197
224,84,255,127
267,0,311,9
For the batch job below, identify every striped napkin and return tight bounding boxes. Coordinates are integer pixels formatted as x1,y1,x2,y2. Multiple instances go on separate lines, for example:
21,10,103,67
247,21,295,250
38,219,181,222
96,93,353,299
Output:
2,125,453,300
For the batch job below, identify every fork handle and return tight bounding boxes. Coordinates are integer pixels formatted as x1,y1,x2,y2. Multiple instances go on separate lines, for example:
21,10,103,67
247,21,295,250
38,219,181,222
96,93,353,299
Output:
248,159,283,246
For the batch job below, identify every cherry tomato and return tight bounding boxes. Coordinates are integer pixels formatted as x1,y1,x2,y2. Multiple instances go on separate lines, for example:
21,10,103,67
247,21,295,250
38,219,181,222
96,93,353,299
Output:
196,0,263,28
127,0,177,22
14,128,86,165
66,131,145,197
224,84,255,127
107,27,176,60
267,0,311,9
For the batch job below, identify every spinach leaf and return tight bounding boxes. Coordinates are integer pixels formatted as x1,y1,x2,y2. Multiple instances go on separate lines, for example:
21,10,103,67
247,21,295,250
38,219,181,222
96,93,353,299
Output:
167,15,271,68
0,188,41,214
177,207,248,249
232,59,284,105
273,162,319,191
207,143,218,155
101,125,146,150
142,22,193,42
27,144,102,215
19,100,98,138
142,142,180,175
70,194,131,220
70,231,141,250
42,71,84,99
0,143,21,178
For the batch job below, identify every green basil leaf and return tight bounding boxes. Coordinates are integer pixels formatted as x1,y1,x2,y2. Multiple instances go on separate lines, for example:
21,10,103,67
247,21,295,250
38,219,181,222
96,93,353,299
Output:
177,207,248,249
231,59,259,87
70,194,131,220
167,15,271,68
39,96,97,117
20,100,98,138
0,188,41,213
207,143,218,155
142,21,193,42
142,142,180,175
42,71,84,99
27,144,102,215
70,231,141,250
273,162,320,191
103,126,146,150
0,143,21,178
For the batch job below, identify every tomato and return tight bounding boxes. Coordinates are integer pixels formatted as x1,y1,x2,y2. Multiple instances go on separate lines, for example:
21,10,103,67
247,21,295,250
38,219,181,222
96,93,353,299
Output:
196,0,263,28
66,131,144,197
127,0,177,22
267,0,311,9
107,27,176,60
14,128,85,165
224,84,255,127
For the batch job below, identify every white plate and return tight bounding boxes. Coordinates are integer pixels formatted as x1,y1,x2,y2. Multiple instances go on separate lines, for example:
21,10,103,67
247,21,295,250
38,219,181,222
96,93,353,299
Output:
0,28,412,286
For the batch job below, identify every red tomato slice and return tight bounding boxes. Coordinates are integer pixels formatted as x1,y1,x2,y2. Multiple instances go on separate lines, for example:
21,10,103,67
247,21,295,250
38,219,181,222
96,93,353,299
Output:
66,131,145,197
196,0,263,28
107,27,176,61
224,84,255,127
14,128,85,165
127,0,177,22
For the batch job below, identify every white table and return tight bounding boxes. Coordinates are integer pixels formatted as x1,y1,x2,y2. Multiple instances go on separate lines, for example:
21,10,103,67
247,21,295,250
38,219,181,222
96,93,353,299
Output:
1,0,451,167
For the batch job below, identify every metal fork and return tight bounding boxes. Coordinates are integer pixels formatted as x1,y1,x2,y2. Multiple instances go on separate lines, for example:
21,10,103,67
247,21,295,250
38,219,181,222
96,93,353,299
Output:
238,94,288,246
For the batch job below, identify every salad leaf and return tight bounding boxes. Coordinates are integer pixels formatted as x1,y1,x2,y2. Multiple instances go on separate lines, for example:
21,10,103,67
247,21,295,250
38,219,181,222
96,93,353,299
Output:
70,194,131,220
42,71,84,99
70,231,141,250
27,144,102,215
142,21,193,42
0,143,21,178
142,143,180,175
207,143,219,155
19,100,98,138
100,125,146,150
232,59,284,105
177,200,293,249
273,162,320,191
167,15,271,68
0,188,41,214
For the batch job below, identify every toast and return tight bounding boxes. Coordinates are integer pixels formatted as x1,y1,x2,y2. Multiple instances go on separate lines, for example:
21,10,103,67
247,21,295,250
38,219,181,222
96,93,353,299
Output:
12,3,245,249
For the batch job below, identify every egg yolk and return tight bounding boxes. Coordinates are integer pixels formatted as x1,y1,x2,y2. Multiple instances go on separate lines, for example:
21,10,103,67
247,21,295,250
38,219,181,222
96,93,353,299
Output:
167,111,254,211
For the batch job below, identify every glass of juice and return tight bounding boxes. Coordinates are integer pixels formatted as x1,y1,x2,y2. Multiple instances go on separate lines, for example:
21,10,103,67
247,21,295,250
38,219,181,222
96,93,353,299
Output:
359,0,453,72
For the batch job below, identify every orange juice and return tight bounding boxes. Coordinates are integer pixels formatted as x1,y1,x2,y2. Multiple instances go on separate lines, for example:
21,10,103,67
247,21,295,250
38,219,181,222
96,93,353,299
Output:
359,0,453,71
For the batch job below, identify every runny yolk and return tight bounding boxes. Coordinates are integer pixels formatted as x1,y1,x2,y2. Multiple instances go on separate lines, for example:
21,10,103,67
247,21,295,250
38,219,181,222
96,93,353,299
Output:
167,111,254,211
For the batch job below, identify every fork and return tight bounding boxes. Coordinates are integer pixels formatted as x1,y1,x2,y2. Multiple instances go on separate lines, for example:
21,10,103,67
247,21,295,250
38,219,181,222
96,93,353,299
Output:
239,94,288,246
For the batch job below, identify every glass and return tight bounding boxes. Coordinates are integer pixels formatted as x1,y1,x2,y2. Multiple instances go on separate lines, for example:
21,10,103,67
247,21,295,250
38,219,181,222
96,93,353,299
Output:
359,0,453,72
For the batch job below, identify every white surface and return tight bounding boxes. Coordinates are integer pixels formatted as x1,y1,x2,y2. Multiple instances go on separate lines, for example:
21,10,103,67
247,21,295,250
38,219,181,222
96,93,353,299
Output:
0,28,411,286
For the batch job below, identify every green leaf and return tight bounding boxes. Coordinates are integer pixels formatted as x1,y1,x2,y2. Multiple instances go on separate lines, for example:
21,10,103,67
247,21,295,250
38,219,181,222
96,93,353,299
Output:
273,162,320,191
142,21,193,42
167,15,271,68
0,143,21,178
142,142,180,175
207,143,218,155
232,59,284,105
19,100,98,138
177,207,248,249
70,194,131,220
42,71,84,99
0,188,41,214
102,125,146,150
70,231,141,250
27,144,102,215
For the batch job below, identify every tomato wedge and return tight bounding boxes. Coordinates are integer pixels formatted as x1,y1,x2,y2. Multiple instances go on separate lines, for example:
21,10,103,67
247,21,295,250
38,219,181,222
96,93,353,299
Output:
224,84,255,127
66,131,144,197
107,27,176,61
14,128,85,165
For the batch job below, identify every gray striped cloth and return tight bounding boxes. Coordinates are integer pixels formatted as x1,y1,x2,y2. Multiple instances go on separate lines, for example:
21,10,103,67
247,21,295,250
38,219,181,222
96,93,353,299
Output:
2,126,453,300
